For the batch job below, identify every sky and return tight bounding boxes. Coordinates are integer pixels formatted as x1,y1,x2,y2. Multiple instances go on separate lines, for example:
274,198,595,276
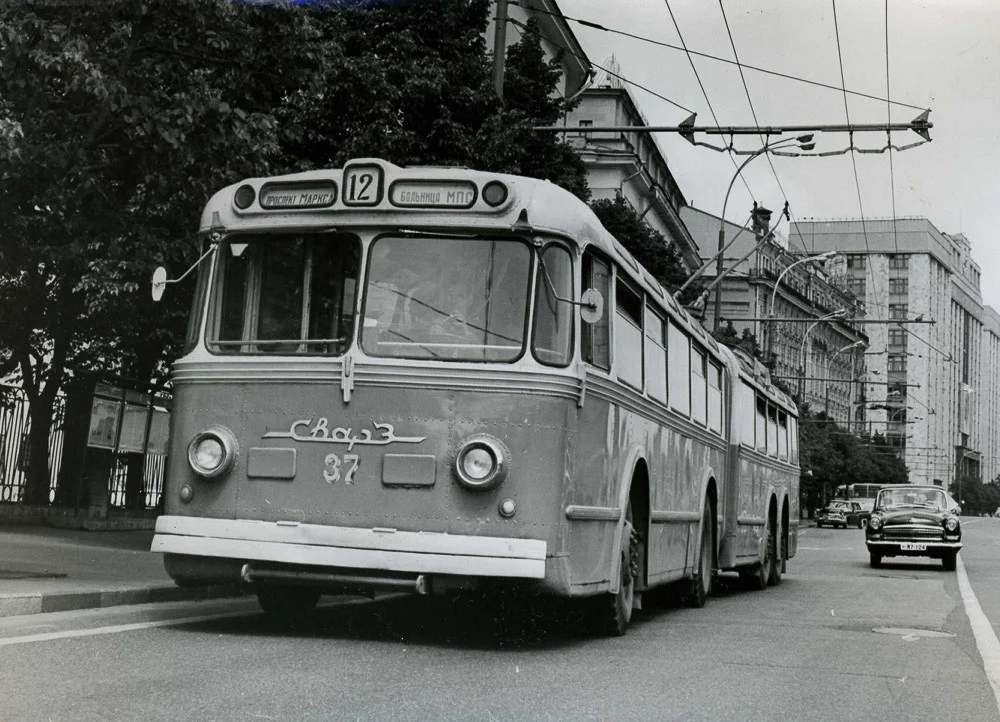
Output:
555,0,1000,307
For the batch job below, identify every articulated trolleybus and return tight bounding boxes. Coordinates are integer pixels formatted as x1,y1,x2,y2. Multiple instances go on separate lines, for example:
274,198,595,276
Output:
151,158,799,635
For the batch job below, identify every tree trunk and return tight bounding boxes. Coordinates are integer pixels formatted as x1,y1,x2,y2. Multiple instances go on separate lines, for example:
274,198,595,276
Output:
21,400,53,506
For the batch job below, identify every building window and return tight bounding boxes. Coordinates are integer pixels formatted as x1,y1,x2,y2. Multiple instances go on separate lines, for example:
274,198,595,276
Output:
888,328,907,347
847,255,866,270
889,278,908,295
888,304,908,320
888,354,907,372
888,254,909,270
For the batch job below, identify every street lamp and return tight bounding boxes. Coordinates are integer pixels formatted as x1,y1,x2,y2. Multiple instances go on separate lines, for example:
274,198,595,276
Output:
767,251,838,357
824,339,866,419
799,309,847,400
712,134,816,331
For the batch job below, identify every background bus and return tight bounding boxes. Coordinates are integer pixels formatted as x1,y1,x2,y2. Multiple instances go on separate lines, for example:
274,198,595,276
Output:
151,159,799,635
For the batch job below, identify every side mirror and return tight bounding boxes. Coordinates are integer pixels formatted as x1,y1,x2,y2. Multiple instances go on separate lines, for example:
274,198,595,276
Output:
151,266,168,302
580,287,604,324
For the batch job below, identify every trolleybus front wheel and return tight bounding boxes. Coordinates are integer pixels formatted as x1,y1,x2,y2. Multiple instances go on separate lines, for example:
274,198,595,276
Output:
255,585,322,620
588,501,637,636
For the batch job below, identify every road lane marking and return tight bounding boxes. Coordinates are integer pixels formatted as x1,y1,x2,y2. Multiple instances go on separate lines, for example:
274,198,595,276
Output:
0,596,378,647
0,609,261,647
957,554,1000,717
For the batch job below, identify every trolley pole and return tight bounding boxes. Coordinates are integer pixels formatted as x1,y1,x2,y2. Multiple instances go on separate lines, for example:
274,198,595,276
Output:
493,0,508,98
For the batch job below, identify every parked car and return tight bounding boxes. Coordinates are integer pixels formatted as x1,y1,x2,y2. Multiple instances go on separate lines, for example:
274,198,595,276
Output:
865,485,962,570
816,500,865,529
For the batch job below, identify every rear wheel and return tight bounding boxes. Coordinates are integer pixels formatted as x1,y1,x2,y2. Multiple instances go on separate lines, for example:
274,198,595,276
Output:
589,501,637,636
687,504,714,608
942,550,957,571
256,585,321,620
769,516,784,586
869,552,882,569
743,516,774,590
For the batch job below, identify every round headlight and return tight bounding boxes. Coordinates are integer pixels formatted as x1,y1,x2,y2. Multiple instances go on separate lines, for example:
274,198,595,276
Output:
454,434,509,490
945,517,960,532
187,425,238,479
462,447,494,480
868,515,882,531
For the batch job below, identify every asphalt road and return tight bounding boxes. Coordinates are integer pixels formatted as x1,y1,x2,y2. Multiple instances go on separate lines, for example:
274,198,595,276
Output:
3,520,1000,721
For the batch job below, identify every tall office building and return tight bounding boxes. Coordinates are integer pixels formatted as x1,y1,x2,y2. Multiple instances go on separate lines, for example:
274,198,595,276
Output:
791,219,984,490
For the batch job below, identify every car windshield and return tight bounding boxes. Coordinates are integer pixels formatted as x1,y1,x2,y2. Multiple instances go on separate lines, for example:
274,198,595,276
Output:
876,488,947,511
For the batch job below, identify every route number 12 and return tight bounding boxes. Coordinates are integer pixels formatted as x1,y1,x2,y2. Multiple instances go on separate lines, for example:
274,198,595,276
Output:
343,166,382,206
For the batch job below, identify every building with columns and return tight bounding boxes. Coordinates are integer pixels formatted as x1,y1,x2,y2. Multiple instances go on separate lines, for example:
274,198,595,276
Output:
791,218,984,490
681,205,866,426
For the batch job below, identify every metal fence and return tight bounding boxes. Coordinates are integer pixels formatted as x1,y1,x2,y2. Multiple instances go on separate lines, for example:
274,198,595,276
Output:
0,383,168,510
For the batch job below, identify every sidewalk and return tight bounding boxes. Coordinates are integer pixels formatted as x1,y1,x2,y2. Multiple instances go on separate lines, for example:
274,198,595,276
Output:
0,525,244,618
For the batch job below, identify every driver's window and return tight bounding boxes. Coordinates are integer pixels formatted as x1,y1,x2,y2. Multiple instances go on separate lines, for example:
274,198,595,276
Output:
581,251,611,371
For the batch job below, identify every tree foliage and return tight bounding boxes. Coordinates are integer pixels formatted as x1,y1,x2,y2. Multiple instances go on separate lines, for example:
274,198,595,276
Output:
0,0,590,503
589,194,697,299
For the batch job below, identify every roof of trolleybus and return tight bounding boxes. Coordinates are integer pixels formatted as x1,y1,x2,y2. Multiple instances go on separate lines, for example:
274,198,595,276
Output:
198,158,796,413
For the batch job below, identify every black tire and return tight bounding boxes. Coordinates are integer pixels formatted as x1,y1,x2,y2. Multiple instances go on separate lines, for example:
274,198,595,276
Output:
816,521,823,528
589,501,636,636
942,551,957,571
256,585,321,620
769,516,784,587
687,504,714,608
870,552,882,569
744,516,774,590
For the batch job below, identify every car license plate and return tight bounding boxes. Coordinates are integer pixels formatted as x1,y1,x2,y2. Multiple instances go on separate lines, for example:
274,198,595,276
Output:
901,543,927,551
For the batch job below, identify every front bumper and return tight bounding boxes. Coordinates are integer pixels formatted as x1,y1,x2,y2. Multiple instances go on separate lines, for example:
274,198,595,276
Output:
152,516,547,579
866,539,962,555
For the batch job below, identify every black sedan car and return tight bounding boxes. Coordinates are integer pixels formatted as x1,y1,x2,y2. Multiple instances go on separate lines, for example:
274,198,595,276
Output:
816,500,865,529
865,485,962,570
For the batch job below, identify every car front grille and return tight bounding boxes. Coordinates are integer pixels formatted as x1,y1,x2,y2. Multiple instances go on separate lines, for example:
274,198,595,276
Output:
882,526,944,541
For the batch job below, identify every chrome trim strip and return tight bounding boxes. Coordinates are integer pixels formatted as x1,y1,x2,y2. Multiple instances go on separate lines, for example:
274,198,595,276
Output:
650,510,700,523
565,505,621,521
737,516,766,526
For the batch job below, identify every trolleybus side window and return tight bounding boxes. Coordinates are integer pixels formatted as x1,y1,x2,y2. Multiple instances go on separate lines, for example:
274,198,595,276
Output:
766,402,778,457
361,236,531,362
691,345,707,426
667,320,690,416
615,274,644,390
778,410,789,460
532,243,573,366
740,380,756,446
210,233,361,355
707,361,723,434
644,306,667,404
581,251,611,370
790,415,798,463
755,396,767,453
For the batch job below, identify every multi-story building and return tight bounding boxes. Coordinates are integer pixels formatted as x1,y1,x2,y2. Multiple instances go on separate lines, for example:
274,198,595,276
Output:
486,0,592,102
981,307,1000,485
791,218,984,490
681,205,866,425
562,67,703,274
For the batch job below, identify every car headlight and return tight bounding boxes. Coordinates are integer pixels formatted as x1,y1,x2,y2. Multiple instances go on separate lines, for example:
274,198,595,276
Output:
868,515,882,531
454,434,509,490
187,425,238,479
945,516,960,532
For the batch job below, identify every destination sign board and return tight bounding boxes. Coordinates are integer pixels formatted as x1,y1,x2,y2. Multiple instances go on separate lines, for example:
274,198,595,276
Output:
259,182,337,209
389,180,477,209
